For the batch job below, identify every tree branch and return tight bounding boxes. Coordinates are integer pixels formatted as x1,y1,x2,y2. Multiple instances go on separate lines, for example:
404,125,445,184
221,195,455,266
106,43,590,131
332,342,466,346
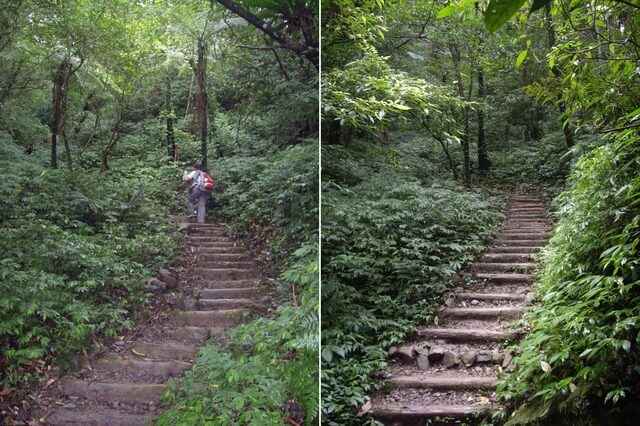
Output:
214,0,317,68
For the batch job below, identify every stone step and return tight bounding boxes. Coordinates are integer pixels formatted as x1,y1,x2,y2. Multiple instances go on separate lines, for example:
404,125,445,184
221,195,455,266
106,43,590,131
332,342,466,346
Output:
196,298,256,310
487,246,540,254
199,261,255,269
482,253,534,262
454,292,526,302
193,241,239,248
146,326,210,346
200,279,260,289
372,403,494,420
497,233,549,240
199,253,251,261
46,408,156,426
93,358,191,378
194,268,259,280
473,262,536,272
169,309,245,328
390,375,497,390
130,342,196,361
418,328,519,341
188,236,232,243
196,246,247,253
506,214,547,219
509,207,545,212
198,287,262,298
468,272,533,284
502,217,553,225
59,380,165,404
440,307,524,320
493,239,546,247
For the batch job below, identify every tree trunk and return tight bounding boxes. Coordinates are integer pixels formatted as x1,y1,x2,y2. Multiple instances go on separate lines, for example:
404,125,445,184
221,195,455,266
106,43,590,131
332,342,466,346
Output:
100,98,123,172
477,67,490,171
195,37,209,170
546,4,574,147
165,74,176,161
449,42,471,185
50,58,71,169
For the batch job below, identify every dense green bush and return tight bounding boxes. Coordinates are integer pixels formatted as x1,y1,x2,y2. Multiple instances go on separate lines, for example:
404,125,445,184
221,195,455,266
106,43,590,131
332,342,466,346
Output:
0,132,180,391
321,139,504,425
498,128,640,425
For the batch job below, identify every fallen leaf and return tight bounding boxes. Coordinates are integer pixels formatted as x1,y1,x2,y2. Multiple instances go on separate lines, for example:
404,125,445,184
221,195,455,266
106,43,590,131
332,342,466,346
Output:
569,383,577,393
44,379,56,388
131,348,147,357
541,360,551,372
356,401,371,417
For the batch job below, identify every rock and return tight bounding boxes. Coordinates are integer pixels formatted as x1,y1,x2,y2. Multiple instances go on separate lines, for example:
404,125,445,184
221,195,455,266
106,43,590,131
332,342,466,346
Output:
477,351,493,363
413,343,430,356
182,297,197,311
417,353,430,370
444,295,456,307
502,352,513,368
442,351,460,368
492,352,505,364
427,346,445,362
460,351,477,367
470,299,480,306
114,341,125,347
396,346,415,363
524,292,534,304
158,269,178,290
144,278,166,294
388,346,398,357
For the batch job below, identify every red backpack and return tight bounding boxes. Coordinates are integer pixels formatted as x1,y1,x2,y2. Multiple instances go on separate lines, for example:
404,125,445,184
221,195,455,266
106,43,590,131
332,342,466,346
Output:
199,171,215,192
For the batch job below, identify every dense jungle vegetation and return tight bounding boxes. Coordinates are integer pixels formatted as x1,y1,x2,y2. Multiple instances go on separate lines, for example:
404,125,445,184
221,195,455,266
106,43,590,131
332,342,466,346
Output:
0,0,318,424
321,0,640,425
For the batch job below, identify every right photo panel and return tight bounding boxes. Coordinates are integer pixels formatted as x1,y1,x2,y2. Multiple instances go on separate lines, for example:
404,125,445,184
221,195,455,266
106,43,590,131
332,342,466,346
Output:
321,0,640,425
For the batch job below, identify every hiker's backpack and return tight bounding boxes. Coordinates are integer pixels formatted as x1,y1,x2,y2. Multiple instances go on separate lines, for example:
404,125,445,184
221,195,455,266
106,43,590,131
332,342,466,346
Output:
199,171,215,192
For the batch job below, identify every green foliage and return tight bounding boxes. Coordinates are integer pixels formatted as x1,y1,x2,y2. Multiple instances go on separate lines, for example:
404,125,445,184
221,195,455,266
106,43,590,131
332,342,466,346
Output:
321,139,504,424
498,128,640,424
212,141,318,269
0,133,180,390
158,244,318,425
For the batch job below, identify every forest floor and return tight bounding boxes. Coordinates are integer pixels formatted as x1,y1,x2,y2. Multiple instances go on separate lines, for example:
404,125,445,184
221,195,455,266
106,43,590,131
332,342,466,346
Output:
27,219,276,425
369,194,551,425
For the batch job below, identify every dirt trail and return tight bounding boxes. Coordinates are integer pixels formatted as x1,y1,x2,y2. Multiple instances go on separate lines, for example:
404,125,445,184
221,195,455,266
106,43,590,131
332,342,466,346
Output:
41,221,268,425
370,195,552,425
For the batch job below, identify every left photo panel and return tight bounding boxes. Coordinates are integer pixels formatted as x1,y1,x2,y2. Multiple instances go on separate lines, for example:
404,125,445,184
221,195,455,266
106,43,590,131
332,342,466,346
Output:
0,0,319,425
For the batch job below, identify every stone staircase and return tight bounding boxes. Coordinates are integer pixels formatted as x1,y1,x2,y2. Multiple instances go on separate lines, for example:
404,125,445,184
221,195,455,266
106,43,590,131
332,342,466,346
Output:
370,195,551,425
44,222,265,425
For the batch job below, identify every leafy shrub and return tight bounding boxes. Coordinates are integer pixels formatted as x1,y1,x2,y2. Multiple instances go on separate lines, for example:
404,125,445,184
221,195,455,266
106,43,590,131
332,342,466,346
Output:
498,128,640,425
0,133,180,392
321,139,504,424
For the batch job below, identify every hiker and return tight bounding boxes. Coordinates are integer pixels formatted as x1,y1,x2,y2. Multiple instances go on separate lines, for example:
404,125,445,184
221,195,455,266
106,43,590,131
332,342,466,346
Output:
183,164,214,224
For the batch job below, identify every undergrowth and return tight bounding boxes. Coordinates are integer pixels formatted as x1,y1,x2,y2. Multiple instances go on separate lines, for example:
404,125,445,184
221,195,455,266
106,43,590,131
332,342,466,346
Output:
321,138,504,425
0,129,181,394
497,127,640,424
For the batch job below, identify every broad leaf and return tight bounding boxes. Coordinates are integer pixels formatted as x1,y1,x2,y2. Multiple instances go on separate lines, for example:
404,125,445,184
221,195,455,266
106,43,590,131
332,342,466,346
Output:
484,0,527,33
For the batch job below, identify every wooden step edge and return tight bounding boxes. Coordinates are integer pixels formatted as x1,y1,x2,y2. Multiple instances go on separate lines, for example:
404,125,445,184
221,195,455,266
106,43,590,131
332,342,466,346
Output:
59,380,166,404
93,358,191,376
46,408,157,426
390,375,497,390
418,328,520,341
372,403,497,419
440,307,525,319
454,292,526,301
